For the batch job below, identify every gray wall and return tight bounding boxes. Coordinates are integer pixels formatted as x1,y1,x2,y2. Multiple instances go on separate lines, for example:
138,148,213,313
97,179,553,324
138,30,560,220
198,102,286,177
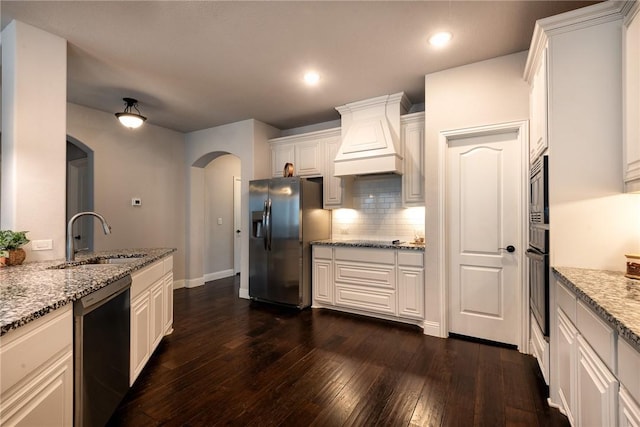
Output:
67,103,187,282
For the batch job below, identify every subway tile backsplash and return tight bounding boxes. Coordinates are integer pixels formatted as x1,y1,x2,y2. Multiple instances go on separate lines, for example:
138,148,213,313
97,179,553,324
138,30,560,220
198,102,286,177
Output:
331,175,425,242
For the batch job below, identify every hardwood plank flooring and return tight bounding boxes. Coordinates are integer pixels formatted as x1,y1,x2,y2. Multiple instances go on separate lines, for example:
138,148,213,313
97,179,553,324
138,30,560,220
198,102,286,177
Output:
108,276,568,427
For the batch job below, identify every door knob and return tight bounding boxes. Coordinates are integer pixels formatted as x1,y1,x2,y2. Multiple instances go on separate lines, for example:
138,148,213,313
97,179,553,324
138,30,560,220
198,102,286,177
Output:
236,229,241,234
499,245,516,253
74,235,82,240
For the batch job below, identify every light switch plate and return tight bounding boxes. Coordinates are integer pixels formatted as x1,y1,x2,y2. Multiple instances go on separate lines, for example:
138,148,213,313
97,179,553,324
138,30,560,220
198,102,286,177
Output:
217,218,223,225
132,198,142,206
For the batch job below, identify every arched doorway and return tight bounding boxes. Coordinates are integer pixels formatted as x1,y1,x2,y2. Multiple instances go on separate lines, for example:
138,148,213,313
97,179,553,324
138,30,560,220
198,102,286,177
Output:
189,151,241,286
66,136,94,251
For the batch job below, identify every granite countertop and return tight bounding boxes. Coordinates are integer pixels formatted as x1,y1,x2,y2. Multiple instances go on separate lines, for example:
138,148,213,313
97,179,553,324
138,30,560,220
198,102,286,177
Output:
553,266,640,351
312,239,425,251
0,247,176,336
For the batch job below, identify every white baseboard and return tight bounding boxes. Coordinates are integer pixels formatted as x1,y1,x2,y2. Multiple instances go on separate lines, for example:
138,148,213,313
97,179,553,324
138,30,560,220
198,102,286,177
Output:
204,269,235,283
185,277,205,288
173,279,185,290
422,320,444,338
238,287,250,299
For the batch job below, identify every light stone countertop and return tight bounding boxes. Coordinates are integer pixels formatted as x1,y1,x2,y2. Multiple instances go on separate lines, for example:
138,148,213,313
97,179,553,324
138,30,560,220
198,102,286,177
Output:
553,266,640,352
312,239,425,251
0,248,175,336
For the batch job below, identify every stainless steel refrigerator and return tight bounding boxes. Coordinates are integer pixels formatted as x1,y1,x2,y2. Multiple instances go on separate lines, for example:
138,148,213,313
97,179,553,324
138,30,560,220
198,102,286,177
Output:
249,177,330,308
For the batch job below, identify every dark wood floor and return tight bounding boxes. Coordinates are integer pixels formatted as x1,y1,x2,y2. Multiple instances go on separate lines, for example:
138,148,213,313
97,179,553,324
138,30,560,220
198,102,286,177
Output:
108,276,568,427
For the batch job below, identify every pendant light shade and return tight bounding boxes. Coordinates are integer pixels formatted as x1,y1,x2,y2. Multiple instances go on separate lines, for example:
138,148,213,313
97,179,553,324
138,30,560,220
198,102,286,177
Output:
115,98,147,129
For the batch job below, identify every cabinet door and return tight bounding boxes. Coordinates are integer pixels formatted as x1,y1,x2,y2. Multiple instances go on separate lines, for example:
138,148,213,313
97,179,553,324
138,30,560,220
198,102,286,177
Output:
271,143,295,177
530,48,548,162
163,272,174,334
625,6,640,190
576,334,618,427
295,140,323,177
323,136,351,208
1,352,73,427
397,267,424,319
621,386,640,427
401,114,425,206
313,258,333,305
557,307,577,426
130,291,151,385
150,280,164,352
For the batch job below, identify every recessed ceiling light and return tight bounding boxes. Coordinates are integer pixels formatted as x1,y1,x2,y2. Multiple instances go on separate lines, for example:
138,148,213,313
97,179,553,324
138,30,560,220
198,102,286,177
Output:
429,31,453,47
304,71,320,86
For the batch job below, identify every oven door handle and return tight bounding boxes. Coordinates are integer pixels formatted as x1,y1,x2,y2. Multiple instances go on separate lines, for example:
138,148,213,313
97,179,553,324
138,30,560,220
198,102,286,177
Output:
525,248,546,261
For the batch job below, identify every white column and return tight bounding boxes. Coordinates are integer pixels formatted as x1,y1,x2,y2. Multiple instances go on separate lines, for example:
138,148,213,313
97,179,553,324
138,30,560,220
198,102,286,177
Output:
1,20,67,261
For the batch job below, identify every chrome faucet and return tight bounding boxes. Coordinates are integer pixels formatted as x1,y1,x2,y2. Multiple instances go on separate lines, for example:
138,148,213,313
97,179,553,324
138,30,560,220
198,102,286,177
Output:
66,212,111,262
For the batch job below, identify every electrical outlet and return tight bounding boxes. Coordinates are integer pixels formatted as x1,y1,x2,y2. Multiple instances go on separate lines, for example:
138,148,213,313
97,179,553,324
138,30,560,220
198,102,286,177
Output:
217,218,223,225
32,239,53,251
131,198,142,206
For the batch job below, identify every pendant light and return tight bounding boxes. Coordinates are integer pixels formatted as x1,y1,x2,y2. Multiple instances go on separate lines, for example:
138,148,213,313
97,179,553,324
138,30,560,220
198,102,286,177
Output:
115,98,147,129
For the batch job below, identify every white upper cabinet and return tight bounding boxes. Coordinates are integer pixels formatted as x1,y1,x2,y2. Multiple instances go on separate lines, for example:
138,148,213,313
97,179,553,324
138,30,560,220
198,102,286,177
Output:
270,143,296,178
624,2,640,191
529,48,548,163
323,133,353,209
269,131,327,178
401,112,425,207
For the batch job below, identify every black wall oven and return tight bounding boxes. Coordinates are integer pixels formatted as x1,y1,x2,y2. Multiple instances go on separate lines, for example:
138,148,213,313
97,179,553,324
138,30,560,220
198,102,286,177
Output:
527,155,549,338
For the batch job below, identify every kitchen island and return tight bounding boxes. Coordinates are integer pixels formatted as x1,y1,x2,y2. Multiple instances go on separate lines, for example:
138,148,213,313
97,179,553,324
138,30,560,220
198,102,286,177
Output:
0,247,175,335
311,239,425,328
0,248,175,426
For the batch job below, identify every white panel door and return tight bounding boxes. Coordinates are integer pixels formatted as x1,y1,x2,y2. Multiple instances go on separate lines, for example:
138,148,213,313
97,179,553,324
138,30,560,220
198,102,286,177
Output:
447,129,522,345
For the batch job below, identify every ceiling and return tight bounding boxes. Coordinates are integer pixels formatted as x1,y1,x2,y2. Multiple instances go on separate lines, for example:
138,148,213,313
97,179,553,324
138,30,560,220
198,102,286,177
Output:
1,1,599,133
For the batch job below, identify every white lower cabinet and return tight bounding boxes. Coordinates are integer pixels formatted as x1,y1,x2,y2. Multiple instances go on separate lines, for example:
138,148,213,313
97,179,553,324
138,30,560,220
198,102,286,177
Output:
312,246,424,325
576,334,618,427
620,386,640,427
312,246,334,305
551,276,640,427
0,305,73,427
130,255,174,385
557,307,577,426
397,250,424,319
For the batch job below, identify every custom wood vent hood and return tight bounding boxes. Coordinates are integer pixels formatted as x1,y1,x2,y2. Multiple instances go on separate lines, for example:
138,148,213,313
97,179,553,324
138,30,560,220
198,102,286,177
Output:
334,92,410,177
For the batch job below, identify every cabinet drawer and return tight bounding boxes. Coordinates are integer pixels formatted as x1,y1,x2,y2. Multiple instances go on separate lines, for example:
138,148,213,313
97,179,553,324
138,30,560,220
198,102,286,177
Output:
334,247,395,264
163,255,173,274
619,338,640,403
0,305,72,395
335,262,396,290
557,281,577,324
131,259,164,299
398,251,423,267
313,246,333,260
576,300,615,371
335,285,396,315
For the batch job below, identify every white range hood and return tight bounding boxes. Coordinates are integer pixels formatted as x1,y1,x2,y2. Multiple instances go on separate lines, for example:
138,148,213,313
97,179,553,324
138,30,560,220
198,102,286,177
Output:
334,92,410,177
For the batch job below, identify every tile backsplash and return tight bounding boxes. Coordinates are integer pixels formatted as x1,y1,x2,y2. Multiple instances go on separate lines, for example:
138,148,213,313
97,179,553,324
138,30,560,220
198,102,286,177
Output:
331,175,425,242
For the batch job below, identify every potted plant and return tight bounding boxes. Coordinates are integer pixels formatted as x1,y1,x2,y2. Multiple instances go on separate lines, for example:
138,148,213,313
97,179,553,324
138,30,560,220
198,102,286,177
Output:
0,230,30,267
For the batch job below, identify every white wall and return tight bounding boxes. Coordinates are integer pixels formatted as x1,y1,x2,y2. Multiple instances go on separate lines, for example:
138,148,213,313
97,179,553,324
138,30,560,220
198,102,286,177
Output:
67,103,187,281
204,154,241,279
423,51,530,336
185,119,278,295
332,175,425,241
1,21,67,261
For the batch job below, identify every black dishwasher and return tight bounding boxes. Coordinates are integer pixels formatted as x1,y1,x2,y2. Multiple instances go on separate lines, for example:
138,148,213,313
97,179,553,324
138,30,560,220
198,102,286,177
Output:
74,274,131,427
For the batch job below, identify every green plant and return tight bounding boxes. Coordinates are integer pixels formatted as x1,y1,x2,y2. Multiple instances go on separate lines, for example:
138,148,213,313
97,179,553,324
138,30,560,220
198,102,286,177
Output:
0,230,30,250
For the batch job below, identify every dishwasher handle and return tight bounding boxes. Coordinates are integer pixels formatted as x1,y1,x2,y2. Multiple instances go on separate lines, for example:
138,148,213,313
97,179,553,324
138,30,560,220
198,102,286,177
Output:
74,274,132,315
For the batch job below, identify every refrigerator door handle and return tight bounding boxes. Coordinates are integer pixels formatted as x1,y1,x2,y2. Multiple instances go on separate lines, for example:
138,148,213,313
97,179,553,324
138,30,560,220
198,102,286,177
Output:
262,200,268,250
266,198,272,251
